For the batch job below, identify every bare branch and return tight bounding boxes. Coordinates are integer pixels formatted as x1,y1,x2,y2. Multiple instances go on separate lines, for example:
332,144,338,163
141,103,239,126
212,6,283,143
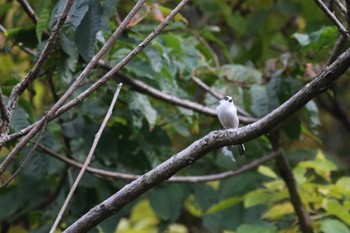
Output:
269,132,313,233
327,35,346,65
64,46,350,233
314,0,350,39
38,143,279,183
190,76,254,118
7,0,75,118
50,83,123,233
17,0,38,24
0,87,9,136
191,76,224,99
0,122,47,189
345,0,350,30
333,0,347,16
0,0,146,175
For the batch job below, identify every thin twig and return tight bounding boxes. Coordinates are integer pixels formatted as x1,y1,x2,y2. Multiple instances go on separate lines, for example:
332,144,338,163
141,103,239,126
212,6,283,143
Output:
345,0,350,30
333,0,347,16
191,76,254,118
0,121,47,189
191,76,224,99
50,83,123,233
314,0,350,39
0,87,9,136
0,0,146,175
17,0,38,24
6,0,75,119
327,35,346,65
38,143,279,183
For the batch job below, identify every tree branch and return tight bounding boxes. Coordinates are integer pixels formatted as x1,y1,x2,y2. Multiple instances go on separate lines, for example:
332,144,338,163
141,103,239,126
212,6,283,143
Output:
190,76,254,118
17,0,38,24
63,46,350,233
314,0,350,39
269,131,313,233
38,143,279,183
333,0,347,16
50,83,123,233
345,0,350,30
6,0,75,120
0,0,147,175
0,87,9,136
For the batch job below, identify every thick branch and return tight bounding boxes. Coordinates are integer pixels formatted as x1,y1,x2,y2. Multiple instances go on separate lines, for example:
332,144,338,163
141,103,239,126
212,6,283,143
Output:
64,46,350,233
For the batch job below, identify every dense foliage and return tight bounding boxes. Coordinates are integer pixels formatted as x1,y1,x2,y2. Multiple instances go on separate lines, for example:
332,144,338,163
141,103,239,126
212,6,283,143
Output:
1,0,350,232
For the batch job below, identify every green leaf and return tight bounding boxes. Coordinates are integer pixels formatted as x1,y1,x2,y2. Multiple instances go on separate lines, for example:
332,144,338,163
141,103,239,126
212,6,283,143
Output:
23,151,49,180
282,115,301,139
244,189,271,208
58,34,78,84
258,165,278,179
9,108,30,131
217,64,262,84
321,219,350,233
75,0,102,61
150,184,188,221
250,85,269,117
129,92,157,129
36,2,51,43
336,177,350,192
62,117,85,139
50,0,89,29
262,202,294,220
206,196,242,214
326,200,350,225
237,224,277,233
299,151,337,181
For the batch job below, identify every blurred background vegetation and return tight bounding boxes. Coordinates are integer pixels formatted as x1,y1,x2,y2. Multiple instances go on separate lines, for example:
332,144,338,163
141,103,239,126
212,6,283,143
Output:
1,0,350,232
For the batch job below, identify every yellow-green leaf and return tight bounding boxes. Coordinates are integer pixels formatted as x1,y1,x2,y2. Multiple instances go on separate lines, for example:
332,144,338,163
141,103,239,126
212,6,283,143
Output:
258,165,278,179
244,189,271,208
262,202,294,220
205,196,242,214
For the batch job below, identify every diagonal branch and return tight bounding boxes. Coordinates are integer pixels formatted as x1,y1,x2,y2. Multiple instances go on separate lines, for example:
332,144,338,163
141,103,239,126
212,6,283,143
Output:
0,0,147,175
49,83,123,233
190,76,253,118
64,45,350,233
6,0,75,120
345,0,350,30
333,0,347,16
17,0,38,24
314,0,350,39
0,0,190,169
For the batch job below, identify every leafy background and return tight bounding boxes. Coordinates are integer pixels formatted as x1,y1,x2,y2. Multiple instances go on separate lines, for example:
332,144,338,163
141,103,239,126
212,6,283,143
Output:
1,0,350,232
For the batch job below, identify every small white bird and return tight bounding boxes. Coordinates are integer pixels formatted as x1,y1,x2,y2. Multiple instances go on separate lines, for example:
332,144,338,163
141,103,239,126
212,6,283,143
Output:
216,96,245,161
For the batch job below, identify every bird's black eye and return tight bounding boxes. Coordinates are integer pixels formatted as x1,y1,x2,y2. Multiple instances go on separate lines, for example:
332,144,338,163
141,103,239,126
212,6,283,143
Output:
228,99,232,102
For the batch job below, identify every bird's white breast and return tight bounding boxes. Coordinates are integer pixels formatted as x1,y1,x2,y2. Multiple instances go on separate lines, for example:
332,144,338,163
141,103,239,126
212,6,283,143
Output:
216,101,239,129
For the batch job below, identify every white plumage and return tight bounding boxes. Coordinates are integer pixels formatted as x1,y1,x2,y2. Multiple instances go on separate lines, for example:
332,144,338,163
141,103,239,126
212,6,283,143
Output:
216,96,245,161
216,96,239,129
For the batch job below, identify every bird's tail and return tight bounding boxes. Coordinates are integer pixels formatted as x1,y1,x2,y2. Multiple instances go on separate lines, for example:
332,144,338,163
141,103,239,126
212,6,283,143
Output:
238,144,245,156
